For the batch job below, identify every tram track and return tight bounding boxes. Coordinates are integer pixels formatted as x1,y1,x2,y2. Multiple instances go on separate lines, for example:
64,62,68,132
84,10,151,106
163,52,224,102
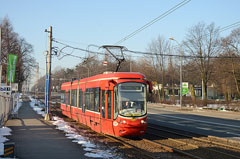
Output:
105,135,195,159
50,104,193,159
105,135,159,159
37,98,240,158
146,124,240,159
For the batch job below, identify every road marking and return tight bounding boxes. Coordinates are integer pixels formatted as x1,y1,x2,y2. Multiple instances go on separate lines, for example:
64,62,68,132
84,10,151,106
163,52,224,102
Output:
149,113,240,129
195,127,212,131
226,132,240,136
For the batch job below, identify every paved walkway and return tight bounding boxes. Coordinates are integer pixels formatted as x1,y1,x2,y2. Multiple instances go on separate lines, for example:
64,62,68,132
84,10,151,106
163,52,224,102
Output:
5,101,90,159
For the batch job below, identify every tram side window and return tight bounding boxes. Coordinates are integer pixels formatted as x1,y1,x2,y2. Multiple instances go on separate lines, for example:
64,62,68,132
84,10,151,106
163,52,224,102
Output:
68,90,70,106
71,89,77,107
65,91,69,105
107,90,111,119
114,87,118,119
85,88,94,111
79,89,83,108
101,90,105,118
94,88,100,112
85,89,90,110
61,90,65,103
85,88,100,112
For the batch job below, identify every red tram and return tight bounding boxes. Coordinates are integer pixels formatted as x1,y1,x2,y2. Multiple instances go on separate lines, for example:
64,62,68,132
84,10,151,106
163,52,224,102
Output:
60,72,152,136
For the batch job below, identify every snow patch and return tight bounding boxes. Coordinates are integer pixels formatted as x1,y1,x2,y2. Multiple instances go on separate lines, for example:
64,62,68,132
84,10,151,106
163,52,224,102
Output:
29,97,45,117
51,116,116,158
30,98,119,158
0,127,12,156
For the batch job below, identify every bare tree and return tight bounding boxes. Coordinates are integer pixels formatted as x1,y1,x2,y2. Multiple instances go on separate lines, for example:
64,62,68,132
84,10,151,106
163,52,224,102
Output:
167,56,176,104
183,22,221,106
221,28,240,98
147,35,170,102
1,17,35,91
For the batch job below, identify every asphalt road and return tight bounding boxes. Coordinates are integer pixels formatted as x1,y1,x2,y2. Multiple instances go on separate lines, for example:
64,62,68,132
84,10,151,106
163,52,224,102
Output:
147,103,240,141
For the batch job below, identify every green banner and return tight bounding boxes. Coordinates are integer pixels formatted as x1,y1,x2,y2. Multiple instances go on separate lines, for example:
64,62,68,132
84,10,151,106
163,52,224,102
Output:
7,54,18,83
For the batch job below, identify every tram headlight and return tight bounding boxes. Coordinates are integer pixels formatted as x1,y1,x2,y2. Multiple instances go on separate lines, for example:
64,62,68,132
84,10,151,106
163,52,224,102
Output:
113,121,118,126
140,120,146,124
120,120,127,124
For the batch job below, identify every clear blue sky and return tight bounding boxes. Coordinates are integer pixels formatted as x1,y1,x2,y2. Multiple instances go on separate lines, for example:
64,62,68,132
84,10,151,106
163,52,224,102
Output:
0,0,239,80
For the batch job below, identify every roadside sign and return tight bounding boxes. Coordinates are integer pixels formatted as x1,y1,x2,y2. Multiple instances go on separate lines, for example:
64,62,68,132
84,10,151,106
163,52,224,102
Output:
182,82,189,96
103,61,108,66
0,86,11,93
11,83,18,92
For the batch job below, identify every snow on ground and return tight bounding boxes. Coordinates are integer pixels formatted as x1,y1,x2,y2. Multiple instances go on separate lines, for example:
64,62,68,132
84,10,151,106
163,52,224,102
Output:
0,96,23,158
29,98,45,117
0,127,12,156
29,97,120,159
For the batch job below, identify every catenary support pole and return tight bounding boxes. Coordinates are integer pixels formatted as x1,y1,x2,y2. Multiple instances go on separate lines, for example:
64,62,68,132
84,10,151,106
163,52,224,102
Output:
35,63,39,106
169,37,182,108
45,26,52,121
0,27,2,87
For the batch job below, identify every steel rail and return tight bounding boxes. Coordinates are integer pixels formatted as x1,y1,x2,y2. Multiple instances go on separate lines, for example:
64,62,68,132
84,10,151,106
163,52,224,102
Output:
105,135,158,159
148,125,240,151
141,138,203,159
147,125,240,159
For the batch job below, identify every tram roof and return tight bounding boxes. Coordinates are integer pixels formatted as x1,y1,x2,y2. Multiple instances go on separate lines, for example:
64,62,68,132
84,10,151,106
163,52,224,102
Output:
61,72,146,87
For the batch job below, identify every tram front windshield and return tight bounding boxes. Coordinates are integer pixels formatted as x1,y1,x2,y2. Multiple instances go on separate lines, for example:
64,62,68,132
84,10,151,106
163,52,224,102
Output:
117,82,146,117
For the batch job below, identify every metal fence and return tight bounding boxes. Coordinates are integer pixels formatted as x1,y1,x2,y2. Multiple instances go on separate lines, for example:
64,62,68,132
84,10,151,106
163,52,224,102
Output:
0,92,18,126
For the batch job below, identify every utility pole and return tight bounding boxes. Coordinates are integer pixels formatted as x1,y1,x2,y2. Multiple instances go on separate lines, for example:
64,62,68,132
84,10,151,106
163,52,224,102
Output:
0,27,2,88
35,62,39,106
170,37,182,108
129,55,132,72
45,26,52,120
180,47,183,107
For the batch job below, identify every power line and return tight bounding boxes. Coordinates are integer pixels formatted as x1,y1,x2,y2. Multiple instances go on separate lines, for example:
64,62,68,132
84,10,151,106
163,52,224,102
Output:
53,39,104,55
125,49,240,59
52,20,240,61
54,38,89,46
114,0,191,45
220,21,240,32
53,39,240,59
59,51,85,60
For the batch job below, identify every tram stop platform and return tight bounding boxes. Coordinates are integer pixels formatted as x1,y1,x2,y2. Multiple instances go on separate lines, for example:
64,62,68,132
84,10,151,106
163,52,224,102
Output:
5,100,91,159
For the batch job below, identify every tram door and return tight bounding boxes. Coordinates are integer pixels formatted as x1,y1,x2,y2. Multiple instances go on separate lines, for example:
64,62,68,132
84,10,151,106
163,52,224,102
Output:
93,88,101,133
101,90,114,135
78,89,83,123
66,90,71,117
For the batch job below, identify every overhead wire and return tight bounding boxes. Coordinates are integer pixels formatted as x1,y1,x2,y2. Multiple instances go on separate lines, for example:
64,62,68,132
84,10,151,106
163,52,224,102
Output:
125,49,240,59
53,39,240,59
53,39,106,56
53,39,124,61
54,38,89,46
219,21,240,32
59,51,85,59
52,20,240,60
114,0,191,45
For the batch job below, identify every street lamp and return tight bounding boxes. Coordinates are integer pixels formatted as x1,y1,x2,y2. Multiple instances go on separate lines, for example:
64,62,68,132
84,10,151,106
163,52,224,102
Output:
86,44,99,58
169,37,182,108
85,44,99,77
